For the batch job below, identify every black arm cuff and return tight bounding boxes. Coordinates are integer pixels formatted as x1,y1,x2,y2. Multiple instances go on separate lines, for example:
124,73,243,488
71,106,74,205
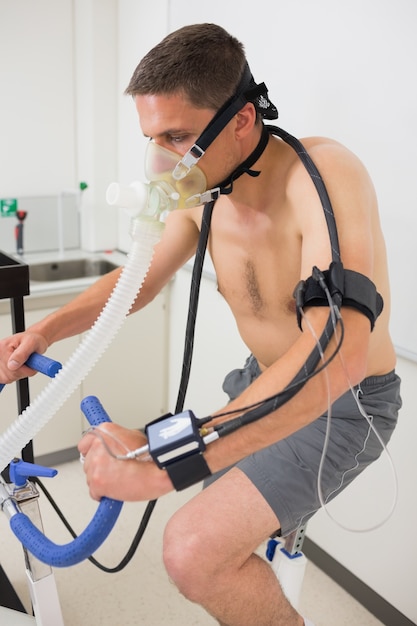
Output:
294,262,384,331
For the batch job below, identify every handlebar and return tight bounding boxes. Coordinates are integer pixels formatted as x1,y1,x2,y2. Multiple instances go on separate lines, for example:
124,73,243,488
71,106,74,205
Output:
8,395,123,567
0,352,62,392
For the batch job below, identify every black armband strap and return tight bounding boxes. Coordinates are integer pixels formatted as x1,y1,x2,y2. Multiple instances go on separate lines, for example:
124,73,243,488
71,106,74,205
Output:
145,410,211,491
294,262,384,331
165,454,211,491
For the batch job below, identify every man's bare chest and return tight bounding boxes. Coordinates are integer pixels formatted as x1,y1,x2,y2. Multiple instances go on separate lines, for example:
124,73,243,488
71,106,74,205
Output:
205,189,305,320
217,256,297,316
210,226,301,322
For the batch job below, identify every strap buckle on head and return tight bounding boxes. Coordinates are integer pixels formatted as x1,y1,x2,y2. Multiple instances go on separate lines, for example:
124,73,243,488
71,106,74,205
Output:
244,81,278,120
172,144,205,180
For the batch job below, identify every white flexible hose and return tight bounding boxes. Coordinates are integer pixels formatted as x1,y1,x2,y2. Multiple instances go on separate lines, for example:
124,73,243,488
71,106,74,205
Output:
0,218,164,473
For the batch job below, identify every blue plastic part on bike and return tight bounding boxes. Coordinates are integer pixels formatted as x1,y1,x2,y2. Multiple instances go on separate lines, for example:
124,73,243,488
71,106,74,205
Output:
10,459,57,488
80,394,112,425
25,352,62,377
10,498,122,567
9,395,123,567
0,352,62,392
266,538,280,562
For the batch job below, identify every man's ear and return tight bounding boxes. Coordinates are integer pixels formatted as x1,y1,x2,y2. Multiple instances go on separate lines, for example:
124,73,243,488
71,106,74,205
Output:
234,102,257,138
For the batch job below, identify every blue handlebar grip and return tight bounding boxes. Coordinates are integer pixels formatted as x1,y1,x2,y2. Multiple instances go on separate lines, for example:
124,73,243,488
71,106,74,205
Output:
0,352,62,393
80,395,111,426
10,498,122,567
25,353,62,377
8,395,123,567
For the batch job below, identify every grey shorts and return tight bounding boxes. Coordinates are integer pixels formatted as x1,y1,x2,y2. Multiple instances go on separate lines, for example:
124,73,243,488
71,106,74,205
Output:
207,356,402,537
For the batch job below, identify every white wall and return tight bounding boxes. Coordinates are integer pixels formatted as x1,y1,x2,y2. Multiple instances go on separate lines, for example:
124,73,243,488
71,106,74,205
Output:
73,0,119,251
0,0,120,252
0,0,75,197
115,0,171,251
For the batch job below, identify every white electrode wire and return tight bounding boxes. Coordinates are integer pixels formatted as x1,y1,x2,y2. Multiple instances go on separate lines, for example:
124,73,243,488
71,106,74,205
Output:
330,349,399,532
82,422,219,464
80,427,151,462
300,301,398,533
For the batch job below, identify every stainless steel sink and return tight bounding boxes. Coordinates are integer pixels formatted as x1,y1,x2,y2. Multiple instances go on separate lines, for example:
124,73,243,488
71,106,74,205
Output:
29,258,119,282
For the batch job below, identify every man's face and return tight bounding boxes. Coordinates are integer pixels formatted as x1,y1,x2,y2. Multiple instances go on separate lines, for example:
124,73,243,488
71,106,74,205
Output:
134,93,239,190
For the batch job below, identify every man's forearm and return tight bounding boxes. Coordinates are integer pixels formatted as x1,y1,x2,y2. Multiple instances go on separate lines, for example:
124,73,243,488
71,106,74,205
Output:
203,309,370,474
29,268,123,346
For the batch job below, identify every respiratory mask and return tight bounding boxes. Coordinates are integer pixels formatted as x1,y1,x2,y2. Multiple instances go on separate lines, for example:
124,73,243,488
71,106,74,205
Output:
106,141,208,221
145,141,207,210
107,61,278,220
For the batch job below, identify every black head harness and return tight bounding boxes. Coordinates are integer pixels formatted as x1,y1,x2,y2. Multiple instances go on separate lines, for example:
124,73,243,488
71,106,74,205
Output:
172,61,278,188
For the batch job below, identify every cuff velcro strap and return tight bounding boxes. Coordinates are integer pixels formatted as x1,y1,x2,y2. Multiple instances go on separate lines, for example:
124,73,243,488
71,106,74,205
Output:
294,262,384,331
166,454,211,491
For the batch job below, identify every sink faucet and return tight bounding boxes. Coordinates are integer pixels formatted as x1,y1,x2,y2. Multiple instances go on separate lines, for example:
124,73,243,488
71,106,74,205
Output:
15,210,28,255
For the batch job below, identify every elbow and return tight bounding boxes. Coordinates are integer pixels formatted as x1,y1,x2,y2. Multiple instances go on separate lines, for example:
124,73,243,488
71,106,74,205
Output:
338,314,371,387
347,352,368,387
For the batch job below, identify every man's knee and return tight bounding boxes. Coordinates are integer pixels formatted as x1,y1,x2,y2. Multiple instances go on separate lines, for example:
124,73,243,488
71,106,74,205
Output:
163,510,212,602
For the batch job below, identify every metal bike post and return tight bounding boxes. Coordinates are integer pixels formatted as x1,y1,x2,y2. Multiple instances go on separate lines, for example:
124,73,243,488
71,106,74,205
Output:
0,251,64,625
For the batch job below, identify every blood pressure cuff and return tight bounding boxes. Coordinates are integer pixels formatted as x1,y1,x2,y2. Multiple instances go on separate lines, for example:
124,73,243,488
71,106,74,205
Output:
295,262,383,331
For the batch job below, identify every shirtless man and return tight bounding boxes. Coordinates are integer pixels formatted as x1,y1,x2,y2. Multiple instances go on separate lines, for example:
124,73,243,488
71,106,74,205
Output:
0,24,401,626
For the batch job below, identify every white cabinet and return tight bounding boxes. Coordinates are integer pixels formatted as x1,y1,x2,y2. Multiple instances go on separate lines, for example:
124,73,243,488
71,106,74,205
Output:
0,288,168,462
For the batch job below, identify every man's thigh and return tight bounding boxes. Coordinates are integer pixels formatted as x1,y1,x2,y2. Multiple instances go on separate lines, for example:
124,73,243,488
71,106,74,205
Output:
168,467,281,564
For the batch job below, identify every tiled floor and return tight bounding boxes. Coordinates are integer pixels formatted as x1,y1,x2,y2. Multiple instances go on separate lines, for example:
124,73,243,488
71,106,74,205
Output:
0,460,385,625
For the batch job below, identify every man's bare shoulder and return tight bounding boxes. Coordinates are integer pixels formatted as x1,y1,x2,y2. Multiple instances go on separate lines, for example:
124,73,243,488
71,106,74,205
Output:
164,203,204,232
300,135,342,149
298,135,370,177
285,134,374,204
155,205,203,271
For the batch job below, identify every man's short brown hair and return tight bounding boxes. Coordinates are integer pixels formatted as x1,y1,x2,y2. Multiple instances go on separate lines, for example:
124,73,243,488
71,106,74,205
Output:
125,23,246,111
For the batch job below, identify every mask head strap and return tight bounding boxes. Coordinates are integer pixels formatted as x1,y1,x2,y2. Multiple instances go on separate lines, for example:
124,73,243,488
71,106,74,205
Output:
186,124,270,206
172,63,278,181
